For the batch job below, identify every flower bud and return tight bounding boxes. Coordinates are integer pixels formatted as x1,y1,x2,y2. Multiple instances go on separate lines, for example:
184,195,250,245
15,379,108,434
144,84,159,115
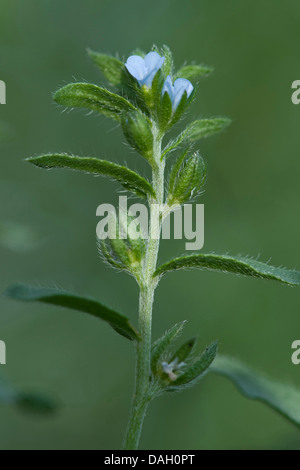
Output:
122,111,153,164
167,150,206,206
98,212,146,277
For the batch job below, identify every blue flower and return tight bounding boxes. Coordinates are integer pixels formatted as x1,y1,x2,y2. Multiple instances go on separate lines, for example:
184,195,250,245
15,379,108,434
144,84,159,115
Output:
162,75,193,111
125,51,165,88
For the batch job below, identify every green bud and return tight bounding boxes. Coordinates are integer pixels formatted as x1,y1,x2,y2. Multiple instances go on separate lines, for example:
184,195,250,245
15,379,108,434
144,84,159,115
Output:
151,321,187,375
98,212,146,279
153,339,217,390
167,150,207,206
122,111,154,165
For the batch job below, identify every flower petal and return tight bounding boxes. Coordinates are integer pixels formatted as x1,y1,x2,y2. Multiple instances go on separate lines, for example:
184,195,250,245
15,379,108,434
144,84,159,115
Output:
142,51,165,87
143,69,159,87
125,55,147,81
172,78,194,110
162,75,174,103
144,51,164,72
174,78,193,98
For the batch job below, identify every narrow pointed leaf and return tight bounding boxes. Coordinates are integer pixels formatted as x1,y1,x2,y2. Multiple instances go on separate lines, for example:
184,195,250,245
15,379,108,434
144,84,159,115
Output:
212,355,300,428
175,64,213,82
170,337,197,364
5,284,140,341
183,118,231,142
158,91,173,129
151,321,186,374
161,134,189,159
97,238,127,272
161,45,173,76
151,44,173,76
87,50,124,86
168,341,218,390
154,253,300,286
26,154,155,199
168,90,191,128
54,83,137,121
151,69,165,109
162,118,231,159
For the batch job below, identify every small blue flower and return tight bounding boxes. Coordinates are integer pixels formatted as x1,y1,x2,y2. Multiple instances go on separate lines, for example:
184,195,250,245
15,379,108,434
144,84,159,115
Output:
125,51,165,88
162,75,193,111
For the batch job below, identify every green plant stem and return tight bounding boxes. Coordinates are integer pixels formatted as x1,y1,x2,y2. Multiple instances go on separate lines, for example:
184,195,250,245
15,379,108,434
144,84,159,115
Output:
123,124,164,450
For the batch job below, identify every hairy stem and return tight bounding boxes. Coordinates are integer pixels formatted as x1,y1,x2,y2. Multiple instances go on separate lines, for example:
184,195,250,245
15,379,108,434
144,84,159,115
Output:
123,124,164,450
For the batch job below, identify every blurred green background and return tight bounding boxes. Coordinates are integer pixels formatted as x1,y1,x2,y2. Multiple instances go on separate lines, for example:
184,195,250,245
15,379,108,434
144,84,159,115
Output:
1,0,300,450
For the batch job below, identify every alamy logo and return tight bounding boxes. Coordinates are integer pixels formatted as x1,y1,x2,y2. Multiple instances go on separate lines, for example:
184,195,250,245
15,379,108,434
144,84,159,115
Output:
0,340,6,365
291,80,300,105
291,340,300,365
96,196,204,250
0,80,6,104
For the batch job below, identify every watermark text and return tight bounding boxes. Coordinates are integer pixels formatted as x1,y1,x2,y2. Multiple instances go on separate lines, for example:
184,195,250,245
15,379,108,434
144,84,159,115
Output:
96,196,204,251
0,340,6,365
291,80,300,105
0,80,6,104
291,340,300,364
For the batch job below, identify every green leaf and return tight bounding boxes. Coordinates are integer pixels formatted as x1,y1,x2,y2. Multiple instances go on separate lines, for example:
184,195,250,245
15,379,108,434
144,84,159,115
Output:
162,117,231,159
53,83,137,121
168,89,191,128
151,69,165,108
120,68,148,114
157,90,173,130
163,86,197,131
183,118,231,142
175,64,213,82
161,135,186,160
161,45,174,76
26,154,156,200
168,341,218,390
87,49,124,86
212,355,300,429
97,238,126,272
151,321,186,374
154,253,300,286
5,284,140,342
0,377,56,414
170,337,197,364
